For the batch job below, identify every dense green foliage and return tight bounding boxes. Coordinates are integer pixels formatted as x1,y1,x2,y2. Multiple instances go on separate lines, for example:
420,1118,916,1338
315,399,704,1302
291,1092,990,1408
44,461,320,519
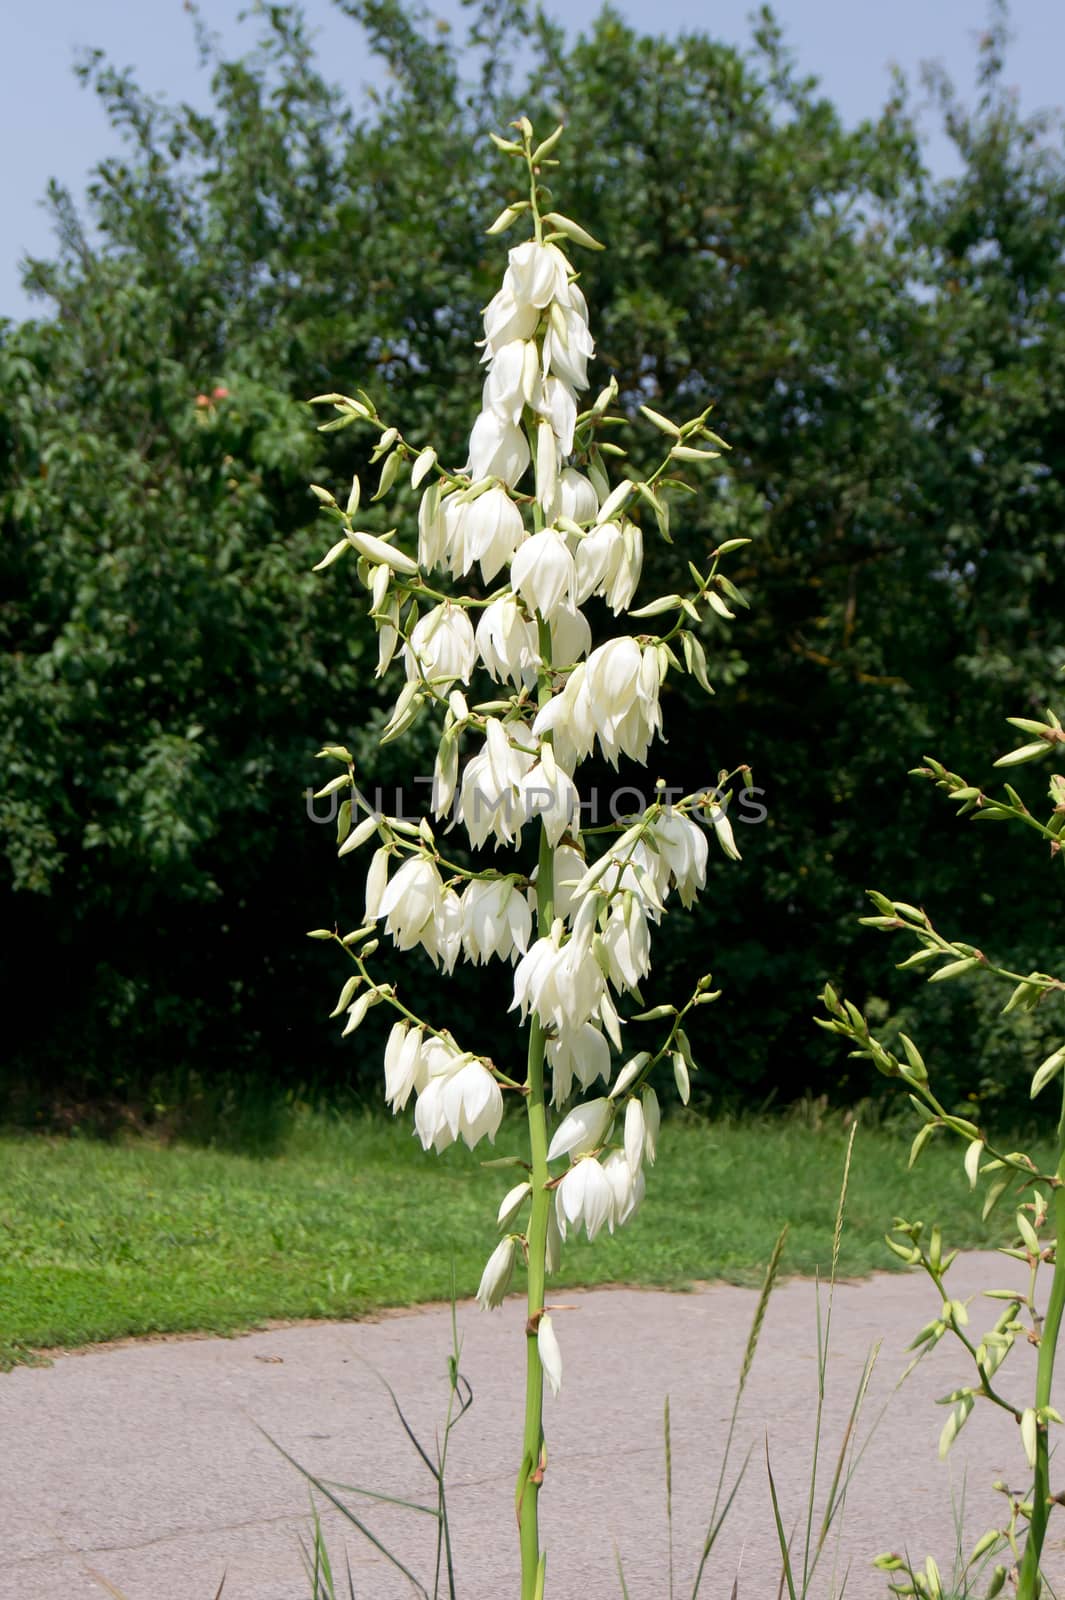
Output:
2,1,1063,1121
0,1109,1039,1367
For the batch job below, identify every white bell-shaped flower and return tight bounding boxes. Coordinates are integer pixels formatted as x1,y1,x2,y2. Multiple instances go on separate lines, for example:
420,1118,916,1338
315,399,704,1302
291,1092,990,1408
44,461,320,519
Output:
574,521,619,604
418,486,450,571
538,1312,563,1395
457,717,535,848
542,303,595,392
558,467,600,525
511,917,605,1033
465,409,530,487
585,637,664,767
414,1043,503,1152
520,751,580,846
537,374,578,457
577,519,644,614
554,1155,615,1242
441,1056,504,1149
601,895,652,992
631,838,671,906
482,339,534,424
482,286,539,354
461,875,533,964
432,886,463,974
653,811,709,907
504,240,572,310
550,844,589,923
623,1096,646,1175
548,603,591,670
476,595,538,687
476,1235,516,1310
376,855,444,953
510,527,576,621
462,486,525,583
364,844,391,921
531,662,596,773
546,1020,612,1105
383,1022,427,1112
547,1096,614,1162
602,1148,645,1227
585,634,641,720
603,519,643,613
404,603,476,688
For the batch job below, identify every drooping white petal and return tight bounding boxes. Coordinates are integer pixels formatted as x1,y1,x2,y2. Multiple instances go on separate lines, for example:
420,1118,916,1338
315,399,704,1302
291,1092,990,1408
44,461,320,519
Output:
538,375,578,456
558,468,600,525
364,845,391,922
483,340,533,424
465,410,531,487
624,1097,646,1176
511,527,576,621
555,1156,615,1241
482,286,539,352
548,603,591,670
497,1180,532,1229
547,1097,613,1163
463,486,525,583
602,1148,635,1224
505,240,572,310
520,760,580,847
642,1086,660,1164
538,1313,563,1396
404,603,476,688
476,1235,516,1311
476,595,538,687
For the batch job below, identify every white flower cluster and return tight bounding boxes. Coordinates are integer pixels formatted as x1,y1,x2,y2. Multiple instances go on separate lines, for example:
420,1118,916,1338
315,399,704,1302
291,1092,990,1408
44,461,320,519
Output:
512,810,708,1105
366,849,532,969
384,1020,503,1152
543,1089,660,1243
313,154,746,1399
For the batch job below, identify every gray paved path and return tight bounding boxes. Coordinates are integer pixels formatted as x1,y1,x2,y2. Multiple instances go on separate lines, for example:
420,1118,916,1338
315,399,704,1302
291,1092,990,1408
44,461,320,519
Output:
3,1255,1064,1600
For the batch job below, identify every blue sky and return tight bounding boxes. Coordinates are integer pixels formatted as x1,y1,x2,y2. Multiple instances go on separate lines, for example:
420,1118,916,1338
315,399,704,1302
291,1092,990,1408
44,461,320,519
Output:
2,0,1063,320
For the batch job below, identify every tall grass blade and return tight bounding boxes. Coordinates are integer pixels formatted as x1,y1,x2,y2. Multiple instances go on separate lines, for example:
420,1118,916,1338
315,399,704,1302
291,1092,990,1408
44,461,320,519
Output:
318,1480,438,1516
615,1544,632,1600
766,1440,799,1600
802,1121,857,1594
262,1429,429,1599
315,1505,336,1599
691,1224,788,1599
298,1511,335,1600
375,1369,441,1482
806,1341,880,1591
433,1290,470,1600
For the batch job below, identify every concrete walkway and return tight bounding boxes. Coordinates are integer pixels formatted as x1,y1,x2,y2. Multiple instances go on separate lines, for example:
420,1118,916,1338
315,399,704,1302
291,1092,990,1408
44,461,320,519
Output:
2,1255,1064,1600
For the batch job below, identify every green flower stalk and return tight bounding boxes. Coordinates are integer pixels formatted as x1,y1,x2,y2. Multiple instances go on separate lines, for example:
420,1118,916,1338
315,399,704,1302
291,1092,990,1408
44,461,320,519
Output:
307,119,749,1597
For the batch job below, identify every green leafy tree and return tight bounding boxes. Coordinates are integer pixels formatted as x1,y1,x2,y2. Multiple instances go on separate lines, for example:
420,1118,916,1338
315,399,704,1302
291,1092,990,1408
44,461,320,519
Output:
1,1,1062,1122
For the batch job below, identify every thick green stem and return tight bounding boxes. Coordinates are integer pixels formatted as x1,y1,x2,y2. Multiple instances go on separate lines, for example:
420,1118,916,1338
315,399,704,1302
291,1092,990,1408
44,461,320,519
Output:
1017,1083,1065,1600
517,919,550,1596
517,621,556,1600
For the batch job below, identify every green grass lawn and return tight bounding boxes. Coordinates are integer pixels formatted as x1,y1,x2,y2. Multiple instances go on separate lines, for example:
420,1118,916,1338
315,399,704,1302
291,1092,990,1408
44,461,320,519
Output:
0,1110,1039,1369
